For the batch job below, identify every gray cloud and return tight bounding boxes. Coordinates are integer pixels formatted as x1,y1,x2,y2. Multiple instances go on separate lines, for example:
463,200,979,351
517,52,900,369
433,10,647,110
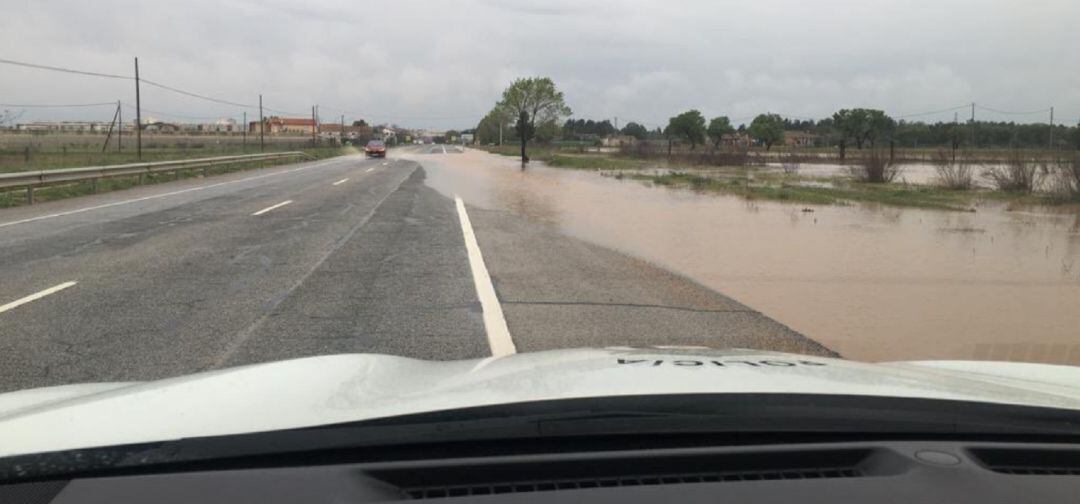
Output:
1,0,1077,129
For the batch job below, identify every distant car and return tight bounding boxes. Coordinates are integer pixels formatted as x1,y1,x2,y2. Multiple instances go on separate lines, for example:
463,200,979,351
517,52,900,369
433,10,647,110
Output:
364,140,386,158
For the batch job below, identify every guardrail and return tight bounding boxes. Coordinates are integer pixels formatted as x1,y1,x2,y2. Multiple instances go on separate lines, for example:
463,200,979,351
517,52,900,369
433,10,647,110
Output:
0,151,315,204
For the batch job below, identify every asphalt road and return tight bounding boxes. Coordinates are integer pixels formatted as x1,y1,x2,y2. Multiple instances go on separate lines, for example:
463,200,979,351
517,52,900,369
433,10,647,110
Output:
0,148,833,393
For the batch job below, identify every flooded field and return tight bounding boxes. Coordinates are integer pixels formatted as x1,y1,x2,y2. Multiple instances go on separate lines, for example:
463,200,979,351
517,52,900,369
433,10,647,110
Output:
400,148,1080,364
766,162,944,185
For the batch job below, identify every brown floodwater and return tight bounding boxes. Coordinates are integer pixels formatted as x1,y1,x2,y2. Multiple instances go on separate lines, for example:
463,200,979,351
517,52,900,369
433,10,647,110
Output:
397,148,1080,364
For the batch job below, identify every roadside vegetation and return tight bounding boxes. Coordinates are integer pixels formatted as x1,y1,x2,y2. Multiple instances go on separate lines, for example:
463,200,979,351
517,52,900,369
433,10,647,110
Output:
475,142,1077,211
0,141,347,208
0,135,341,173
632,171,987,211
470,77,1080,211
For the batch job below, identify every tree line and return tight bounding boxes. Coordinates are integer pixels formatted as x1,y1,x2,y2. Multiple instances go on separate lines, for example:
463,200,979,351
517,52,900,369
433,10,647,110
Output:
476,78,1080,162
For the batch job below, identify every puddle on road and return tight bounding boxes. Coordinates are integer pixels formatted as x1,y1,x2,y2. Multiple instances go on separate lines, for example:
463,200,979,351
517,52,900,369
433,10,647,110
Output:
398,149,1080,364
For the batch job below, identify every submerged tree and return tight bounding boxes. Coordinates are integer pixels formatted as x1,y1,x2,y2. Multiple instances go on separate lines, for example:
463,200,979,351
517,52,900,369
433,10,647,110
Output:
497,77,572,163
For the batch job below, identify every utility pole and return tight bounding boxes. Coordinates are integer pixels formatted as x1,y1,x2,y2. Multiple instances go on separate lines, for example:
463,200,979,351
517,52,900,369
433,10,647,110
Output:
1049,106,1055,150
242,111,247,151
134,57,142,160
969,102,975,148
102,102,120,152
311,106,317,146
952,111,959,161
341,114,345,145
258,94,265,152
117,100,122,152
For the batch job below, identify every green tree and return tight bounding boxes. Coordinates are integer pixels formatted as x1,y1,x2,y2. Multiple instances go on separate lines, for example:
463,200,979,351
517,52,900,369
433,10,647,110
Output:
535,119,561,143
620,121,648,140
665,110,707,150
514,111,535,160
749,113,785,150
832,108,896,152
497,77,572,162
474,106,509,145
707,116,734,149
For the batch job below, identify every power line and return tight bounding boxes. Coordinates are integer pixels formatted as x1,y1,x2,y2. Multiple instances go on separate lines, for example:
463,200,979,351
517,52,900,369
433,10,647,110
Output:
1,56,284,113
262,106,306,116
975,104,1052,115
897,104,969,119
0,57,131,80
140,79,254,109
0,102,116,108
120,102,227,121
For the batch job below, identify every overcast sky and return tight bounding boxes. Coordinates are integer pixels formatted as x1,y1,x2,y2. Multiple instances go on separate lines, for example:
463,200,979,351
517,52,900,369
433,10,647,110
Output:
2,0,1078,129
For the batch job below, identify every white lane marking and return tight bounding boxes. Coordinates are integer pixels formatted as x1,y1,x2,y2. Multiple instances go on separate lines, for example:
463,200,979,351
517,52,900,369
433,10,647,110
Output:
0,157,346,230
454,195,515,357
441,145,447,154
366,167,375,173
0,281,78,314
251,200,293,216
332,178,349,186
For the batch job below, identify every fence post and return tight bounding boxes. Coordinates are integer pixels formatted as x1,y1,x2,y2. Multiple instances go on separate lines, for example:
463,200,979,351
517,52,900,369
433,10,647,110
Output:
26,186,34,205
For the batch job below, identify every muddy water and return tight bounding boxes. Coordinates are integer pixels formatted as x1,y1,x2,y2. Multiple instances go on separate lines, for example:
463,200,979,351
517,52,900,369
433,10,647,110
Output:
399,148,1080,364
766,162,946,185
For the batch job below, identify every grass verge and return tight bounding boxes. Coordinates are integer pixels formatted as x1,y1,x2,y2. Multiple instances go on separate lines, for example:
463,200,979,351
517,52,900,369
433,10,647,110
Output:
0,146,347,208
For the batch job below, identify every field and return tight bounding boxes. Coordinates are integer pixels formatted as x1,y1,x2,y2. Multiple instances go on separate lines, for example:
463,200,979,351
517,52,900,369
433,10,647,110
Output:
0,132,348,207
475,143,1080,210
0,132,337,173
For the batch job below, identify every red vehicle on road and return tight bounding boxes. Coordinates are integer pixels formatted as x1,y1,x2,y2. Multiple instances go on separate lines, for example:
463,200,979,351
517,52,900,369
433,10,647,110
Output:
364,139,386,158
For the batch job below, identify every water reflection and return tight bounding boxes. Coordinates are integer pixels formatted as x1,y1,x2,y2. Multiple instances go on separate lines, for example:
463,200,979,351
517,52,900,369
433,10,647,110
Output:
400,148,1080,364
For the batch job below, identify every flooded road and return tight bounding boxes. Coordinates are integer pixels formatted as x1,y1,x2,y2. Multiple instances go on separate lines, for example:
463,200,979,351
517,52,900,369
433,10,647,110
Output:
399,147,1080,364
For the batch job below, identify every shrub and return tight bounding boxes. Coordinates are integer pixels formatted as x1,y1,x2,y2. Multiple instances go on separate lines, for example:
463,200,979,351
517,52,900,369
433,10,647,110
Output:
932,149,973,190
982,150,1042,193
779,153,800,175
1049,153,1080,200
849,149,901,183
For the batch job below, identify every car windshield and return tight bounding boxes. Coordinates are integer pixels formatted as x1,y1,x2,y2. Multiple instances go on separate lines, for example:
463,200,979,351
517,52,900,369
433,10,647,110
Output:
1,0,1079,466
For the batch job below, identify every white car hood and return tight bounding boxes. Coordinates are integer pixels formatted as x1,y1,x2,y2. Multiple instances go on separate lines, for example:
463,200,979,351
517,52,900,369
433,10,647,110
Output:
2,347,1080,458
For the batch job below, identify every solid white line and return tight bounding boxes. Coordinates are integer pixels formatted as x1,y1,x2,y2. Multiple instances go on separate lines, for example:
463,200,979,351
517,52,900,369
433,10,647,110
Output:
0,281,78,314
441,145,447,154
251,200,293,216
454,195,515,357
0,158,344,230
332,178,349,186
